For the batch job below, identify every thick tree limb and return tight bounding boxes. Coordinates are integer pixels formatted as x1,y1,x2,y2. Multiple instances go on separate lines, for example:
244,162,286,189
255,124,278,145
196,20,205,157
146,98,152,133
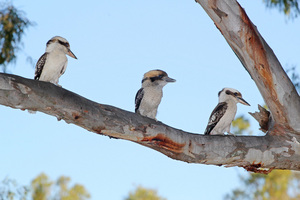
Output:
195,0,300,133
1,73,300,171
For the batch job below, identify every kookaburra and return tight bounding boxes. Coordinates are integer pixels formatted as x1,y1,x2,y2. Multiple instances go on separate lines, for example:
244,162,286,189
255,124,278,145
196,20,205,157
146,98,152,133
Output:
34,36,77,86
135,69,176,120
204,88,250,135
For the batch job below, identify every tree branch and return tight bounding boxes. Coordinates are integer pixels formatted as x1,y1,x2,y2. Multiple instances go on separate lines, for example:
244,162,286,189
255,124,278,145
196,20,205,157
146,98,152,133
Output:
195,0,300,133
1,0,300,172
1,73,300,171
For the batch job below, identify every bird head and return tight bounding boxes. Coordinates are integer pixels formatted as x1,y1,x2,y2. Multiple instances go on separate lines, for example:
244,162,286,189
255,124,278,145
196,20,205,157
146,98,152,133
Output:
45,36,77,59
218,88,250,106
141,69,176,87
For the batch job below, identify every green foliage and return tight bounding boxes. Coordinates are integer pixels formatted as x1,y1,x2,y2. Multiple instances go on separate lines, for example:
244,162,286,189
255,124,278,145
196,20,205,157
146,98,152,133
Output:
224,170,300,200
31,173,53,200
0,2,34,72
31,173,90,200
264,0,300,18
232,115,251,135
125,186,167,200
0,173,90,200
52,176,90,200
0,178,29,200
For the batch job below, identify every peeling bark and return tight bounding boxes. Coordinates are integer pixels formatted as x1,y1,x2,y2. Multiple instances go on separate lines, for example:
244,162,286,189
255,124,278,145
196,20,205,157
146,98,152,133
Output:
249,105,271,133
0,73,300,171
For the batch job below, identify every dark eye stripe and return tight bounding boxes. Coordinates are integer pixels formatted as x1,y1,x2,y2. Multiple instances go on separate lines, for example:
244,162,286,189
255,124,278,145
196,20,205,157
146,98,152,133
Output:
46,39,70,48
46,39,53,46
225,90,231,95
58,40,70,48
150,75,165,82
225,90,241,97
142,75,165,83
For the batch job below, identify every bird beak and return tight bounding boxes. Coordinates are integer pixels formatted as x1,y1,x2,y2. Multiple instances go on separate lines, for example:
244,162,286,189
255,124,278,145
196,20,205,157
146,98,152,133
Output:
165,77,176,83
237,97,250,106
67,49,77,59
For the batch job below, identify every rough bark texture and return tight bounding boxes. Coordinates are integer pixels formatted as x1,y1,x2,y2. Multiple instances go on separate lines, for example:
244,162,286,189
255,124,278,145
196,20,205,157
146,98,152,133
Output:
1,0,300,172
249,105,271,133
0,73,300,172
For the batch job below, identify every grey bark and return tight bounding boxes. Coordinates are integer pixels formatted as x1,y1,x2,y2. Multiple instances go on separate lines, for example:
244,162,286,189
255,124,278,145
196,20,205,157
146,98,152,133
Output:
0,73,300,172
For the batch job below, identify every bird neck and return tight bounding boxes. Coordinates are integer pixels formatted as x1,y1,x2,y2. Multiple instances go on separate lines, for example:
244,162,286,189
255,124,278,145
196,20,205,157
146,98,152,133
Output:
142,81,165,89
221,99,237,108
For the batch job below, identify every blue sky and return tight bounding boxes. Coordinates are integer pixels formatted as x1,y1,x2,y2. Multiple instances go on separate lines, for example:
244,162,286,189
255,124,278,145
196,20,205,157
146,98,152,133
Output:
1,0,299,199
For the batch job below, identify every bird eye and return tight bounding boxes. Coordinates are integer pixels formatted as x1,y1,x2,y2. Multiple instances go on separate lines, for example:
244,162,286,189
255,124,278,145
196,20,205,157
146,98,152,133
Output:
58,40,69,48
158,74,164,78
234,92,238,96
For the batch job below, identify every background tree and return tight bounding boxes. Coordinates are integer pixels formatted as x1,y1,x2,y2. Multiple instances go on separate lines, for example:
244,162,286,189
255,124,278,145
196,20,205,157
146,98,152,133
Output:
1,175,167,200
0,178,29,200
264,0,300,18
0,173,90,200
231,115,252,135
0,2,33,72
31,173,90,200
224,170,300,200
52,176,90,200
125,186,166,200
31,173,52,200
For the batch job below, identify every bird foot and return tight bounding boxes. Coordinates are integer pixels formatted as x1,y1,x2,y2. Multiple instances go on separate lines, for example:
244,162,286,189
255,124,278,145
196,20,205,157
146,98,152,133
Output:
227,132,236,136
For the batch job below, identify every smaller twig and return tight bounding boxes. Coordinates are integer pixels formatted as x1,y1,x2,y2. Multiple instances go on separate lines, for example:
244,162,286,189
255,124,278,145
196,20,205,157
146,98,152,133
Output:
249,105,271,133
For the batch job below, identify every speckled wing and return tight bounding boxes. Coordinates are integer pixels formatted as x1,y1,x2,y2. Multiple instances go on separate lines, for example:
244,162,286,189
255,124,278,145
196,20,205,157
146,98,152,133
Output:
135,88,144,113
204,102,228,135
34,53,48,80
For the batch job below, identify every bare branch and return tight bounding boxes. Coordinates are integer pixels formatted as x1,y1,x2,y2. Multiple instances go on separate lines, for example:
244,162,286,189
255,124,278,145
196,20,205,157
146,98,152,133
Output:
1,73,300,171
249,105,271,133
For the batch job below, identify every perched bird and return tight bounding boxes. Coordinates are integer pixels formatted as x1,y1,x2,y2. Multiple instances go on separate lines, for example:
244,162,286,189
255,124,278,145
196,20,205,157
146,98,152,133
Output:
34,36,77,86
204,88,250,135
135,69,176,120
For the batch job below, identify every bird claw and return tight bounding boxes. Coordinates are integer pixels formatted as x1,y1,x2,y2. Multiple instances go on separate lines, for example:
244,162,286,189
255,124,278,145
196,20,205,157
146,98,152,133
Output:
227,132,236,136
